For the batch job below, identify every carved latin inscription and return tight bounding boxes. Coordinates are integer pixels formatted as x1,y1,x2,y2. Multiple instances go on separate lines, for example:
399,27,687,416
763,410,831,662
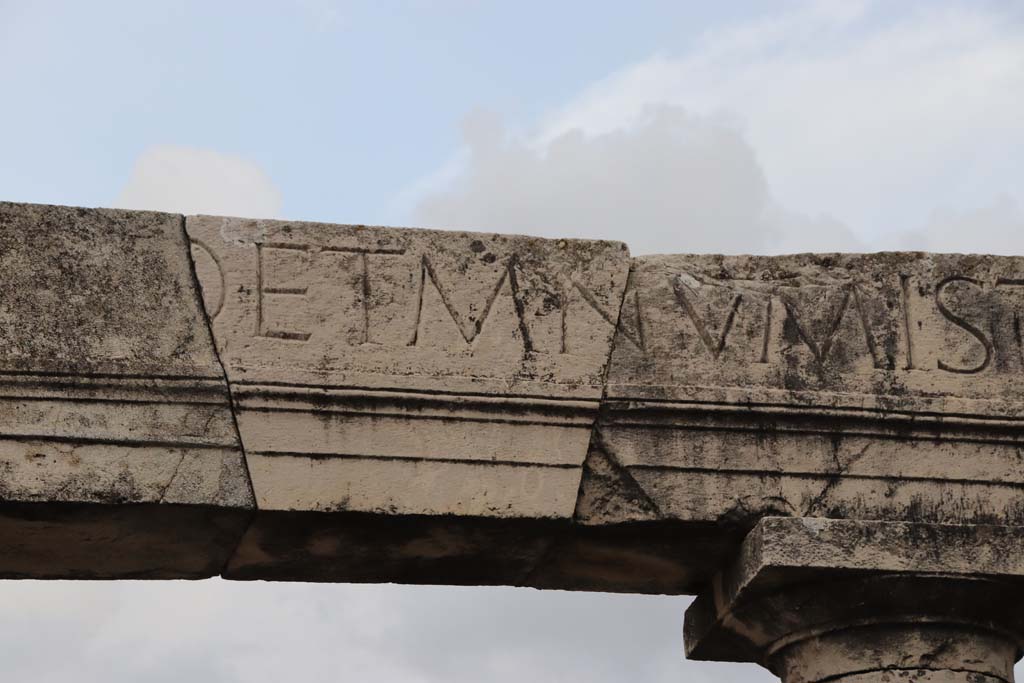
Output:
933,276,989,374
670,274,743,361
252,242,408,343
185,214,629,523
607,253,1024,414
781,285,883,369
186,216,630,398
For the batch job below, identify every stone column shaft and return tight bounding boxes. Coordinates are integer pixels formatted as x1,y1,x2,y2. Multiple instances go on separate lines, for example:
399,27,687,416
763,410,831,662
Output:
772,622,1017,683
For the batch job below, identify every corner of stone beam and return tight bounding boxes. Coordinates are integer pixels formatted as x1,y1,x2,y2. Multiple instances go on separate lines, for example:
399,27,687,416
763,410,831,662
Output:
182,211,634,586
684,516,1024,683
0,201,255,579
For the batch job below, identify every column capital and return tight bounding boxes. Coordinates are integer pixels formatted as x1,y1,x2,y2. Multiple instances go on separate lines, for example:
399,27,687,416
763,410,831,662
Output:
685,517,1024,682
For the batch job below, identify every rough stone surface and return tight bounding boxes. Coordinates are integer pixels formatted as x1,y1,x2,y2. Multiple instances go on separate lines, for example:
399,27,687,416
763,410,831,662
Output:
185,214,630,581
587,252,1024,529
0,202,253,578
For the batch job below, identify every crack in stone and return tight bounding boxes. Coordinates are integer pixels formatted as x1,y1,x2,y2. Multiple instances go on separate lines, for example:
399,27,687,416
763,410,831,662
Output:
179,214,257,573
803,440,873,517
569,257,657,525
157,451,188,504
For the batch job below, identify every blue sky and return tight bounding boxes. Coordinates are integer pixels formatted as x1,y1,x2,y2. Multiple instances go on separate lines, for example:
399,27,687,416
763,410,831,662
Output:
1,1,771,221
4,0,1021,252
1,2,1024,682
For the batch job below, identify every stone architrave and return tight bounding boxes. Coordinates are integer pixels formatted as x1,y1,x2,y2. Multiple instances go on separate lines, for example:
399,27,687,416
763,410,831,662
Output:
6,200,1024,680
0,202,253,578
560,253,1024,593
186,214,630,583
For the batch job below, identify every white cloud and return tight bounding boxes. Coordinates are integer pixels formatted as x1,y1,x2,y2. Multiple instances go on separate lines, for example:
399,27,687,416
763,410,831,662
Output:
411,1,1023,257
900,195,1024,255
534,1,1024,242
416,106,863,255
115,145,282,218
0,580,769,683
294,0,344,31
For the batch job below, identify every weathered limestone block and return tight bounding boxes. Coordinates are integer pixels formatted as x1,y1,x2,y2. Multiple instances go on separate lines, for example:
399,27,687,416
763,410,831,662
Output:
685,517,1024,682
0,202,253,578
560,253,1024,592
186,214,629,582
